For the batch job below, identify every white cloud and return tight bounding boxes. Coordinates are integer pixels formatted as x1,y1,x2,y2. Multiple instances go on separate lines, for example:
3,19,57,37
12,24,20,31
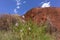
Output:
41,2,50,8
17,6,20,9
14,0,26,13
23,1,26,4
14,9,17,13
16,0,21,2
17,2,21,5
14,0,21,13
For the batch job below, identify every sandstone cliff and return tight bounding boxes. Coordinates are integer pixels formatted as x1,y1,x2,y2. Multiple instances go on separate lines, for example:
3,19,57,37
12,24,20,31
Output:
24,7,60,31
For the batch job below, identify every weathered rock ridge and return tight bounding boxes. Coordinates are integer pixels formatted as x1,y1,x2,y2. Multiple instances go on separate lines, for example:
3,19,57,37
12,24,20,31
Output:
24,7,60,31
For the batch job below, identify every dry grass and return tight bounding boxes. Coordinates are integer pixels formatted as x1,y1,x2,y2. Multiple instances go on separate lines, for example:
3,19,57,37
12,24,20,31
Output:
0,14,55,40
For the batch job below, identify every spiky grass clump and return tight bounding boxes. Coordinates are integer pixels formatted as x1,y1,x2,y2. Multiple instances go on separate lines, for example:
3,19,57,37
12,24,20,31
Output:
0,21,55,40
0,14,55,40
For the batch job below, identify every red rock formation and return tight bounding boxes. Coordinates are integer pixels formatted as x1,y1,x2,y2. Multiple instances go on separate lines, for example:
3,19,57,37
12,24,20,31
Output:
24,8,47,25
47,7,60,31
24,7,60,31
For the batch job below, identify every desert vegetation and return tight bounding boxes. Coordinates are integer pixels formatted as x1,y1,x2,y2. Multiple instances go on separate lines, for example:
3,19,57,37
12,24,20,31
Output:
0,14,55,40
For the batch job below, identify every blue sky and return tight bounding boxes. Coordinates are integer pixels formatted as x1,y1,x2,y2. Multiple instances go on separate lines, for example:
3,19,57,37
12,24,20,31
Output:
0,0,60,15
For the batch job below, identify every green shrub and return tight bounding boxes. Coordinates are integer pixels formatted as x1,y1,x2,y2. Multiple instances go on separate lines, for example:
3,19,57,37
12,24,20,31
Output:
0,20,55,40
0,14,55,40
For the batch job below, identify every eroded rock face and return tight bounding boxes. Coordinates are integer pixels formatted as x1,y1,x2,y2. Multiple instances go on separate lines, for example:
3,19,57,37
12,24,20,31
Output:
46,7,60,31
24,7,60,31
24,8,47,25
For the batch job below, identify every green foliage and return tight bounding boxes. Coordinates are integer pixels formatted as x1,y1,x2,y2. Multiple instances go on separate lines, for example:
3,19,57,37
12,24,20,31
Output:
0,21,54,40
